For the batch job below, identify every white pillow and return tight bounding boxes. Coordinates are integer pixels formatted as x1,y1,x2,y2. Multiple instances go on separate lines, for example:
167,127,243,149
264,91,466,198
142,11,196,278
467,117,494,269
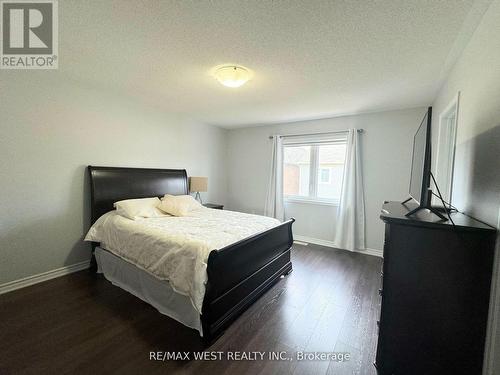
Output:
158,194,202,216
113,197,167,220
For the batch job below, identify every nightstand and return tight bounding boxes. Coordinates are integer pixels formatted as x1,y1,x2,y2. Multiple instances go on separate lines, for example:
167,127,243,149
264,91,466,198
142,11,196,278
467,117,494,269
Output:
203,203,224,210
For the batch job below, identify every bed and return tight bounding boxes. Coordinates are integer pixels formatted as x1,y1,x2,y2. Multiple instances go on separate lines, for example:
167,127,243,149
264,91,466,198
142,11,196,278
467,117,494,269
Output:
86,166,294,342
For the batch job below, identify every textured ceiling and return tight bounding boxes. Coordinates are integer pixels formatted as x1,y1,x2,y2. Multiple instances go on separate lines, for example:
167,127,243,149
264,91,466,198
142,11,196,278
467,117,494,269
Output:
58,0,481,128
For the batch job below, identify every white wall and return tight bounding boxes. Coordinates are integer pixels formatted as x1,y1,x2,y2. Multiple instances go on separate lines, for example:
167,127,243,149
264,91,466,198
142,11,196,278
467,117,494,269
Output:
226,107,426,252
0,74,227,285
431,1,500,373
432,2,500,226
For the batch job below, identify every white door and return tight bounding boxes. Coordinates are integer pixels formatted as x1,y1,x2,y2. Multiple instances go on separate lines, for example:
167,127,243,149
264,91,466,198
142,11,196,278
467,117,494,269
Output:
434,94,459,204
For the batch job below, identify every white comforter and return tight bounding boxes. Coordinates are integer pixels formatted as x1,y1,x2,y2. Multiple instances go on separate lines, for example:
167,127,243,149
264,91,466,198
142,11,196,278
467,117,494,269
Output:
84,208,280,313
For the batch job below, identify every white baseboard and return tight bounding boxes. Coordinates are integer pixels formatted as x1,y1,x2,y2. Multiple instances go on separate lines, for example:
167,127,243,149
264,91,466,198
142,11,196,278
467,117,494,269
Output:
294,235,383,258
0,260,90,295
293,240,309,246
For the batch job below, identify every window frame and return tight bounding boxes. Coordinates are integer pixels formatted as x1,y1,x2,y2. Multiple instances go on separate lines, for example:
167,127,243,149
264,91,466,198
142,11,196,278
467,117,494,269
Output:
283,137,347,206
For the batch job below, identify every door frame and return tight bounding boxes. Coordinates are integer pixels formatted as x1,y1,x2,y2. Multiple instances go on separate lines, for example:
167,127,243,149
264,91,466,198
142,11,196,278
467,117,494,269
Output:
434,92,460,203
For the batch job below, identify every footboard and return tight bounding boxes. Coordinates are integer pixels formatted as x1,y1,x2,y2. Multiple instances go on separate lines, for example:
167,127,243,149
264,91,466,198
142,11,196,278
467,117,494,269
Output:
201,218,295,342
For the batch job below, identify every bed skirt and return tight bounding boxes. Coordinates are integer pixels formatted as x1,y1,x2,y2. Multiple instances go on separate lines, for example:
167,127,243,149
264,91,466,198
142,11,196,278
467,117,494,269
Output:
95,247,203,335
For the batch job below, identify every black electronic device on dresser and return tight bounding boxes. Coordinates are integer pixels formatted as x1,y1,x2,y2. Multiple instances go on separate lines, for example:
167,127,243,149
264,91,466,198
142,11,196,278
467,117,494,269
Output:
375,201,497,375
203,203,224,210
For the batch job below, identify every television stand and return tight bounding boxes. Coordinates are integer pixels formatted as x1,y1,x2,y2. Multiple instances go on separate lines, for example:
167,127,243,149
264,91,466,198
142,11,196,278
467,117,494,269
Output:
401,197,413,205
401,195,448,221
404,204,448,221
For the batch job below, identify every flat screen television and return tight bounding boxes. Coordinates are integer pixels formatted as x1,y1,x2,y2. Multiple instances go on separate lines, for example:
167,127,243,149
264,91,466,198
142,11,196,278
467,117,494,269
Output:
409,107,432,206
403,107,447,220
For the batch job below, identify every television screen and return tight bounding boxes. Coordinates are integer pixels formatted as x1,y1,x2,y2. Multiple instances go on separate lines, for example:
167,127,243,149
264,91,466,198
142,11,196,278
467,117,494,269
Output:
409,111,430,204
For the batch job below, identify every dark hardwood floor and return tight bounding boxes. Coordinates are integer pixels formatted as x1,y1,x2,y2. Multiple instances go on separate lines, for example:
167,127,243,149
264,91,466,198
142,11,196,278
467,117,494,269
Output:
0,244,382,375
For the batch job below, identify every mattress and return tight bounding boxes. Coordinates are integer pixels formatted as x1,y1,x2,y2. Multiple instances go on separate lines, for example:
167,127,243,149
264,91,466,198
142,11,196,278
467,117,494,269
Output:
84,207,280,313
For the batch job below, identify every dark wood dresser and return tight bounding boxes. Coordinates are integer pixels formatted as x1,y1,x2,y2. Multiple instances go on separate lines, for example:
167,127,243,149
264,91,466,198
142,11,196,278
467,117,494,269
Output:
375,201,497,375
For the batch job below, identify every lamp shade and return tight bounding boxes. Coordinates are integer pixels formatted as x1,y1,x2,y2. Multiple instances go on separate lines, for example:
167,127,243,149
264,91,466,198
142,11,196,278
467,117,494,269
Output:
214,65,251,88
190,177,208,192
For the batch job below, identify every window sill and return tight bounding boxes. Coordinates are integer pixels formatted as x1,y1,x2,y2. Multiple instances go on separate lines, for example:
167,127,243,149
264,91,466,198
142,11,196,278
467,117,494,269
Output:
284,197,340,207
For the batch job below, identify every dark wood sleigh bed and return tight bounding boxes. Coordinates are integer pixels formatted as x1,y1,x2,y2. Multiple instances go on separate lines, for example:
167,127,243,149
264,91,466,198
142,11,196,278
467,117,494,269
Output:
88,166,294,343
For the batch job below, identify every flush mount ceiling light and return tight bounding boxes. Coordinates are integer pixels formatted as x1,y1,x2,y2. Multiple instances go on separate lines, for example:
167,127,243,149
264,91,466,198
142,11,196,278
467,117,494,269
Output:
213,65,251,88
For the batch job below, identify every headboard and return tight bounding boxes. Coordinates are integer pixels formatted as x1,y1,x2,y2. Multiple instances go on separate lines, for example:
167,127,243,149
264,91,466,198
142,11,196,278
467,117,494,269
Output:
88,166,188,224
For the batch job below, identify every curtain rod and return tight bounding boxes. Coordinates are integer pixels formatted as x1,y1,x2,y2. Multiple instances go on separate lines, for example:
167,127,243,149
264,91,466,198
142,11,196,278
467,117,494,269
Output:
268,129,363,140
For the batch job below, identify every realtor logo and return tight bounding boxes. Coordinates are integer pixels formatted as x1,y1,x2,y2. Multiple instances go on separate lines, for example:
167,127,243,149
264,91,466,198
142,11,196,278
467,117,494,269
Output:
1,0,58,69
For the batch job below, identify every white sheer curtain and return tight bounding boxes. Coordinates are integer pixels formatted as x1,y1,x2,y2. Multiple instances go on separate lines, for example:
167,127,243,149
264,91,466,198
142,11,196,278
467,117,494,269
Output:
264,135,285,221
333,129,366,251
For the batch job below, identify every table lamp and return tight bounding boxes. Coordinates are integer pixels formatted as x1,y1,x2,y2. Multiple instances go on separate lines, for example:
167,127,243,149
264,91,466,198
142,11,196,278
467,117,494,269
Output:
190,177,208,204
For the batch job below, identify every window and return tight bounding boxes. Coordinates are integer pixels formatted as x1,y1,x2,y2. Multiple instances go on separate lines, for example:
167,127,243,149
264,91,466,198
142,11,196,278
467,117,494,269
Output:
319,168,331,184
284,140,346,204
283,145,310,197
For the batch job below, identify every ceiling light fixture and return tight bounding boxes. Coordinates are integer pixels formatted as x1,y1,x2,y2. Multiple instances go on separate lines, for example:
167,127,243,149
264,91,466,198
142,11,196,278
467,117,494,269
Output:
213,65,251,88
